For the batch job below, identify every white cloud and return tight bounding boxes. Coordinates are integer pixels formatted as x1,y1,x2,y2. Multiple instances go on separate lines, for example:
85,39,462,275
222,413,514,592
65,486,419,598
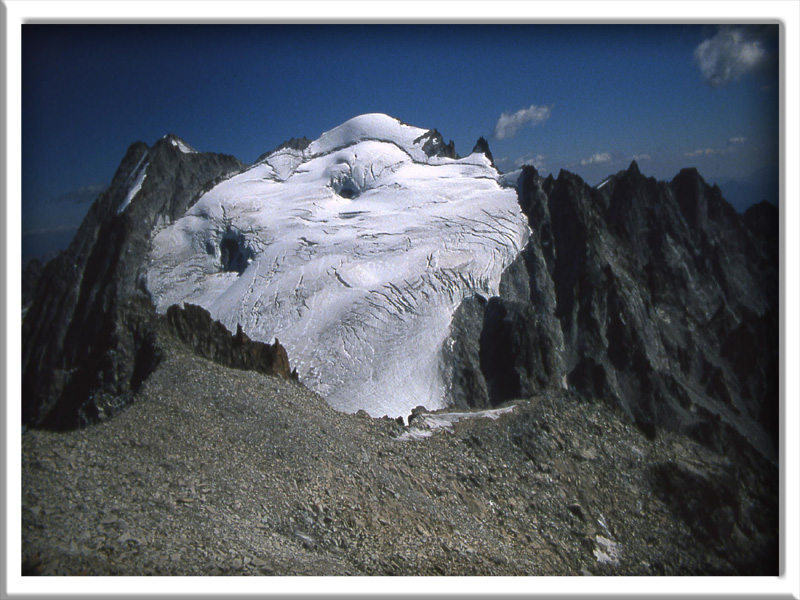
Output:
684,139,744,158
493,104,552,140
632,153,651,161
694,27,766,87
684,148,719,158
580,152,612,166
514,152,547,168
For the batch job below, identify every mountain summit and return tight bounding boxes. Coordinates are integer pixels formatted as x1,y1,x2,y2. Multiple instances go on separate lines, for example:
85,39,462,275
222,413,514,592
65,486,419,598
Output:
145,113,529,418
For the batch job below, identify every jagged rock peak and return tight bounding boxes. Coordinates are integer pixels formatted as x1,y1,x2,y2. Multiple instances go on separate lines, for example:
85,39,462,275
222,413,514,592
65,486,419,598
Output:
413,128,458,159
743,200,779,234
520,164,540,179
472,136,495,167
21,135,247,429
117,141,150,172
627,159,641,176
157,133,197,154
555,168,589,189
672,166,705,186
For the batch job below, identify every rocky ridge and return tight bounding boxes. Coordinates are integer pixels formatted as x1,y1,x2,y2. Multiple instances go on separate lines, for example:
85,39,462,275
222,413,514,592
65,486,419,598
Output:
165,303,295,380
22,137,245,428
446,162,779,465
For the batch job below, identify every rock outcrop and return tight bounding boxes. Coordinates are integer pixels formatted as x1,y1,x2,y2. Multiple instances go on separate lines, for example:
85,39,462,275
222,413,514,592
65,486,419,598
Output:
471,136,495,167
414,128,458,159
448,162,778,463
22,136,245,428
165,303,295,380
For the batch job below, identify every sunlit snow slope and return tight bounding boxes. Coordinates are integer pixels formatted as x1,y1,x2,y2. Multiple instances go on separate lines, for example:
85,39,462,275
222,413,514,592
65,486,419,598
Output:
146,114,530,417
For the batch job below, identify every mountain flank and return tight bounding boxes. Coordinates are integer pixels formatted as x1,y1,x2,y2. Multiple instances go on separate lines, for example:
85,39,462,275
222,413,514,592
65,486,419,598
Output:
22,136,244,428
446,161,778,464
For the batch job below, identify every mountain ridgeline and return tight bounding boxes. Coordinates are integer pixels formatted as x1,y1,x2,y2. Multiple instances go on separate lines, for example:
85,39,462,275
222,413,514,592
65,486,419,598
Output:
21,118,779,472
22,135,246,427
446,160,779,462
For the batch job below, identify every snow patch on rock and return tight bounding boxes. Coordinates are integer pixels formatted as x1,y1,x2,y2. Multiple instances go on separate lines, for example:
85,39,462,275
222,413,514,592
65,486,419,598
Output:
396,406,517,441
118,154,149,214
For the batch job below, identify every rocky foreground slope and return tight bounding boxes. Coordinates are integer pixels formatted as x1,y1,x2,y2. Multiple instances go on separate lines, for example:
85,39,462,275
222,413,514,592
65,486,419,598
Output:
22,313,778,576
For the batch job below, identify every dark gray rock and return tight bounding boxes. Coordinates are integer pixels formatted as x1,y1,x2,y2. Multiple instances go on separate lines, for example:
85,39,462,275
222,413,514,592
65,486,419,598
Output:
165,303,295,380
22,136,246,428
442,295,491,409
447,161,777,465
480,296,562,405
443,169,567,410
471,136,495,168
21,257,44,311
528,162,776,459
413,129,457,159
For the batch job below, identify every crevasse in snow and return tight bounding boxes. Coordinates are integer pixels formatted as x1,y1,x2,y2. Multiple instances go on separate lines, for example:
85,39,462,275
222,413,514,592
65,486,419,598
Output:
145,114,531,418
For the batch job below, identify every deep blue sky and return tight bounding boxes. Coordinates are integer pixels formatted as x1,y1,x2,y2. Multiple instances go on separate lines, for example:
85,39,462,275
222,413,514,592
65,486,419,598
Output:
22,24,779,259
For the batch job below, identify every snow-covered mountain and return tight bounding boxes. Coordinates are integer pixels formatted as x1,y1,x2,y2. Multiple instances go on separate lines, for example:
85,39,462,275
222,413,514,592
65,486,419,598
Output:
145,114,530,418
23,113,778,473
20,117,780,577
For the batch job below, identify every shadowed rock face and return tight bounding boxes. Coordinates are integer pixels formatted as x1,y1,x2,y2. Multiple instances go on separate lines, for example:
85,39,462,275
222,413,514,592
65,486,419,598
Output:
448,162,778,461
414,128,458,159
22,136,245,429
21,258,44,312
471,136,495,167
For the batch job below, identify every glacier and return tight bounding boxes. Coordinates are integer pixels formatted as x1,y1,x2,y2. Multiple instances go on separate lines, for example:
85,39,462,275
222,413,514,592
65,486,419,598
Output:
145,114,530,418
